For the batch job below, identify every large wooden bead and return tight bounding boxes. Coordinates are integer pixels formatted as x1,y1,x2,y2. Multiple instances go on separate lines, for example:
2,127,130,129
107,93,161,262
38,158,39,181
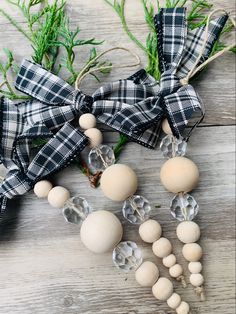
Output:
79,113,96,130
163,254,176,268
152,277,173,301
34,180,52,198
167,293,181,309
152,237,172,258
84,128,103,148
176,221,201,244
162,119,172,135
100,164,138,201
80,210,123,254
160,157,199,193
176,301,190,314
139,219,162,243
190,273,204,287
48,186,70,208
188,261,202,274
135,261,159,287
182,243,203,262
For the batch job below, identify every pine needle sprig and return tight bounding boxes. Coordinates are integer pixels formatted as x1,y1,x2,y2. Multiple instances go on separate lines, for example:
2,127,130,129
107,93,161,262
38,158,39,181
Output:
0,49,31,100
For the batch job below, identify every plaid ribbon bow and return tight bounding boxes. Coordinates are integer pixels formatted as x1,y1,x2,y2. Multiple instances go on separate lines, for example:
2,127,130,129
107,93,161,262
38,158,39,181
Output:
0,7,228,217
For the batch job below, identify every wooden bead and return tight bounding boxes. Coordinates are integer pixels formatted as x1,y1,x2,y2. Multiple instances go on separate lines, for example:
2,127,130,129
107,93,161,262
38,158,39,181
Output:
182,243,203,262
152,237,172,258
84,128,103,148
190,273,204,287
100,164,138,201
169,264,183,278
139,219,162,243
160,157,199,193
176,301,190,314
188,261,202,274
135,261,159,287
80,210,123,254
176,221,201,244
79,113,96,129
34,180,52,198
162,118,172,135
167,293,181,309
47,186,70,208
163,254,176,268
152,277,173,301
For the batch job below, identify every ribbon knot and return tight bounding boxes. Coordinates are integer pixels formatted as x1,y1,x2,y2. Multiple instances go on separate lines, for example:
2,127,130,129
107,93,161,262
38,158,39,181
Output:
159,72,181,97
73,91,93,113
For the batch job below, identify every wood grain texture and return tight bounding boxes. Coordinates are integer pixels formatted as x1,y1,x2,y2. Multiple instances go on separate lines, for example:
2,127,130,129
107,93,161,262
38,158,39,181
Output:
0,1,235,314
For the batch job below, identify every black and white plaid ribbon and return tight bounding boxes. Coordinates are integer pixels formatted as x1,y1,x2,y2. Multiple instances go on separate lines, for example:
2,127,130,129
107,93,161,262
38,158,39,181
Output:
0,7,228,216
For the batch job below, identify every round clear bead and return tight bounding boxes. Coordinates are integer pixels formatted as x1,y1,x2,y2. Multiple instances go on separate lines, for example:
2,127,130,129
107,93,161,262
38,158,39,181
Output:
62,196,92,225
88,145,115,172
160,135,187,159
170,193,199,221
122,195,151,224
112,241,142,272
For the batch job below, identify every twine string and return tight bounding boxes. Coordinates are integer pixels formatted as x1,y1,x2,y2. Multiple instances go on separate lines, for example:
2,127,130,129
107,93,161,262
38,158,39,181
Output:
180,9,236,86
75,47,141,89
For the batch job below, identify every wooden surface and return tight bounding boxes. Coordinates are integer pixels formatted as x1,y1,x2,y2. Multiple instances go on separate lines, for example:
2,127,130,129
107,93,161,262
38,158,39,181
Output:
0,1,235,314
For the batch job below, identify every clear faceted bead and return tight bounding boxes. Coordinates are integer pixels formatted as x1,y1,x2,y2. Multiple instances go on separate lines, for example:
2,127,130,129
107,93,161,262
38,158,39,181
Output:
112,241,142,272
170,193,199,221
88,145,115,172
160,135,187,159
63,196,92,225
122,195,151,224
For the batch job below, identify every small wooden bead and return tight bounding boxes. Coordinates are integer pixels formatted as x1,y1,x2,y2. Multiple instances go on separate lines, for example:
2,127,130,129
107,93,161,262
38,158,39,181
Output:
79,113,96,129
190,273,204,287
139,219,162,243
188,262,202,274
176,301,190,314
48,186,70,208
152,277,173,301
152,237,172,258
182,243,203,262
163,254,176,268
167,293,181,310
84,128,103,148
135,261,159,287
160,157,199,193
34,180,53,198
176,221,200,244
169,264,183,278
162,118,172,135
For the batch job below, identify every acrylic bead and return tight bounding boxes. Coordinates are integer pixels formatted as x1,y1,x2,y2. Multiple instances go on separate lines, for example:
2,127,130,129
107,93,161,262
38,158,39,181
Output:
169,264,183,278
34,180,53,198
152,277,173,301
161,119,172,135
139,219,162,243
176,301,190,314
100,164,138,201
176,221,201,244
160,157,199,193
182,243,203,262
188,261,202,274
190,273,204,287
167,293,181,309
80,210,123,254
152,237,172,258
84,128,103,148
79,113,96,130
163,254,176,268
48,186,70,208
135,261,159,287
